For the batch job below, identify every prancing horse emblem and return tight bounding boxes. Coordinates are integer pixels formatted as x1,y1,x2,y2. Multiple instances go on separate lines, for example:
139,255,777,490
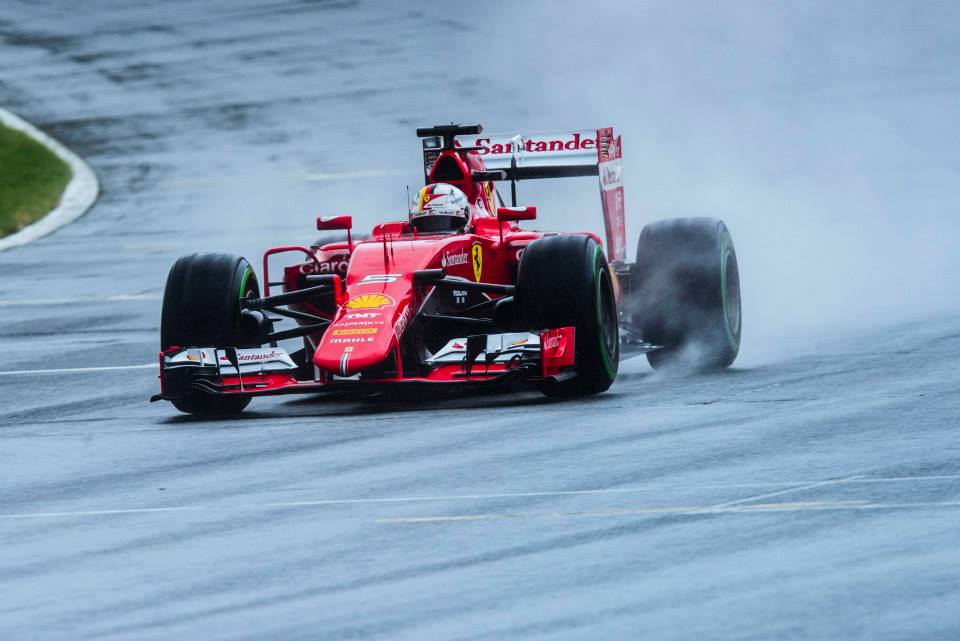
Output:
471,243,483,282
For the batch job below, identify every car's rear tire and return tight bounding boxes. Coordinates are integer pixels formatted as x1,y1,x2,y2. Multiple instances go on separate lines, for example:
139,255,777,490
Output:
517,235,619,397
161,253,260,416
632,218,741,370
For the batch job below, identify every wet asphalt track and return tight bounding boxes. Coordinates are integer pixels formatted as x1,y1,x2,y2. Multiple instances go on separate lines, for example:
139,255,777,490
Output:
1,2,959,640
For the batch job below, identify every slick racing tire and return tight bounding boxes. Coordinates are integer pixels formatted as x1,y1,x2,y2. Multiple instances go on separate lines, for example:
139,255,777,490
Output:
161,253,261,416
517,235,619,397
632,218,741,370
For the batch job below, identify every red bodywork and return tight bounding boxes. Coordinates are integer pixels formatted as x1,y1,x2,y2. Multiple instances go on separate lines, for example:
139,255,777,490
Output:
158,126,623,398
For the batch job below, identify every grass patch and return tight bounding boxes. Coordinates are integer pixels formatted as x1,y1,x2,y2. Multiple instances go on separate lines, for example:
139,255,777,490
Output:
0,121,73,237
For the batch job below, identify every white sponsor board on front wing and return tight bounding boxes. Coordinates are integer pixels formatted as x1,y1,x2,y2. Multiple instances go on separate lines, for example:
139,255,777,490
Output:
427,333,540,364
165,347,297,374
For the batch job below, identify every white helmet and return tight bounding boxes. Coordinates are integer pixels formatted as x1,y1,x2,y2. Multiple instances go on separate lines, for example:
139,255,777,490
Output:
410,183,470,233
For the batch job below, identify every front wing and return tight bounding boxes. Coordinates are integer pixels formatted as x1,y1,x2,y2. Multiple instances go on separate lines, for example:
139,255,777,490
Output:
151,327,576,402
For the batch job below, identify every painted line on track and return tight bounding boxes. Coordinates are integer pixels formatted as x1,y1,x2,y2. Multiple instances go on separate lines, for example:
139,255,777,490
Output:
711,475,864,509
0,363,155,376
0,293,161,307
0,108,99,251
2,475,959,521
377,500,960,524
154,168,406,190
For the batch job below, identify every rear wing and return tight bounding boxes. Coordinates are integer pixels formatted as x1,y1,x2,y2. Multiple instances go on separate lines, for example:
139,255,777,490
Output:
420,126,625,262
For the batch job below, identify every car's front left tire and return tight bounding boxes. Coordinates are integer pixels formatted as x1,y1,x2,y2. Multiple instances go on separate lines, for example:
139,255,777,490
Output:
517,234,619,397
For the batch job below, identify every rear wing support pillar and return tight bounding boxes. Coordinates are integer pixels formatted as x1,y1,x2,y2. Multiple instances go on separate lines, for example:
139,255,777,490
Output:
597,128,625,262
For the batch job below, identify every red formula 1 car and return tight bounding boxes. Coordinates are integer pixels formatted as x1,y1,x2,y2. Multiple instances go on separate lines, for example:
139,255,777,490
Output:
153,124,741,416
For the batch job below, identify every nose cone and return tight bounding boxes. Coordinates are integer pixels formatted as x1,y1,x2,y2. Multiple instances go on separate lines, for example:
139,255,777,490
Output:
313,234,452,377
313,295,406,377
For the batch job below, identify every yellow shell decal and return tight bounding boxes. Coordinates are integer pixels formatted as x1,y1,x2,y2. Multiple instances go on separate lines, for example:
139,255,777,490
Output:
344,293,394,310
471,243,483,282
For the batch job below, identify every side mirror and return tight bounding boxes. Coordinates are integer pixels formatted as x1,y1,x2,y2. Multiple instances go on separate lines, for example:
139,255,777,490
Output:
316,215,353,231
316,215,353,251
497,206,537,222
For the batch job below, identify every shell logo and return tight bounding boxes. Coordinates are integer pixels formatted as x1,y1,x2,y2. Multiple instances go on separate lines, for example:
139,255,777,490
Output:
344,293,395,310
332,328,379,336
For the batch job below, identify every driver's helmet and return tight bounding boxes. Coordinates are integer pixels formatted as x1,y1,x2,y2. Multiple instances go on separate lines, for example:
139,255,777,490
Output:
410,183,470,233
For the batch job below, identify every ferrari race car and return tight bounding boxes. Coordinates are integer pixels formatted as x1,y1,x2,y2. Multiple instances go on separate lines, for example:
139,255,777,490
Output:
153,123,741,416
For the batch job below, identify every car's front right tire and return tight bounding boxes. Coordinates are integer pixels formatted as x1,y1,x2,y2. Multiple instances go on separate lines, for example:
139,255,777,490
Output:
161,252,260,416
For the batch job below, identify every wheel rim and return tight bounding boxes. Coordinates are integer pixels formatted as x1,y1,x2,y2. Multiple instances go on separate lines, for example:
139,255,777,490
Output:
235,265,256,338
597,266,619,370
723,247,741,340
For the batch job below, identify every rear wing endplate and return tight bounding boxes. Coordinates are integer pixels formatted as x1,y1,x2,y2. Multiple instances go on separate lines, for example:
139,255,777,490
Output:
424,128,626,262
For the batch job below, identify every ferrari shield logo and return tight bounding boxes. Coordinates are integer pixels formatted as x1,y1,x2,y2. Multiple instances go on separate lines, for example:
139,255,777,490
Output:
471,243,483,282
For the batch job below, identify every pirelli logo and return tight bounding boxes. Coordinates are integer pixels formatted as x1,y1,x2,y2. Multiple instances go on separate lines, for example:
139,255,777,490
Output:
332,328,379,336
